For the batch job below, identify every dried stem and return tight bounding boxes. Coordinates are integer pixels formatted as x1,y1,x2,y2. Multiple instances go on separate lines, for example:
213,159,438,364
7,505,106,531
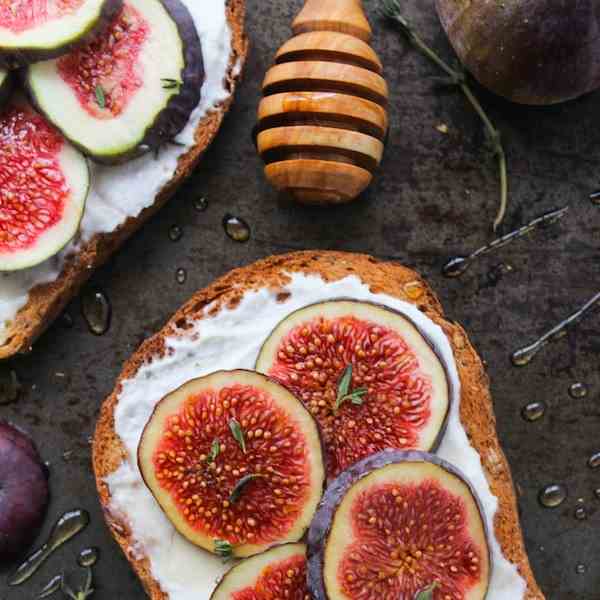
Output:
381,0,508,231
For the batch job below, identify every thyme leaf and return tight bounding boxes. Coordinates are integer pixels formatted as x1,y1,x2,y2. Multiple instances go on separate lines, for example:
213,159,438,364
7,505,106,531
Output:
94,84,106,109
60,568,94,600
381,0,509,231
229,417,246,454
161,78,182,90
214,539,233,561
207,438,220,463
414,582,439,600
229,474,263,503
335,365,368,412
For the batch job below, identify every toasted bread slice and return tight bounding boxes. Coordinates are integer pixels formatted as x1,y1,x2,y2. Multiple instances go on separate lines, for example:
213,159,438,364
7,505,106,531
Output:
93,250,544,600
0,0,248,360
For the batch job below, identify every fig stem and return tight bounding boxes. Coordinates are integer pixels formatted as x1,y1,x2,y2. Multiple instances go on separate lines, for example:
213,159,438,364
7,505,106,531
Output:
381,1,509,231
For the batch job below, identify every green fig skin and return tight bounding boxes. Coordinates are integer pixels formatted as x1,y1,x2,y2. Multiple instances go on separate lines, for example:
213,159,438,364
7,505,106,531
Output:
436,0,600,105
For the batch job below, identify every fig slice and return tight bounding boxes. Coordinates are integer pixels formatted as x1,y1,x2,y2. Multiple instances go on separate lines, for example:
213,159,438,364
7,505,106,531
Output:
256,300,450,479
25,0,204,164
211,543,309,600
0,421,49,561
307,450,491,600
0,99,89,272
0,0,123,69
138,370,326,558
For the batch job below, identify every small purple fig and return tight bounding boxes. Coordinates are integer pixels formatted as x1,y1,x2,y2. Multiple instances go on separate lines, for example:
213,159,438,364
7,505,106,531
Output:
0,421,49,561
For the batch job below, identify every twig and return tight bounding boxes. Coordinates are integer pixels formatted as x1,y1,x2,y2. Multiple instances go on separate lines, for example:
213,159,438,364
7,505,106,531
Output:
381,0,508,231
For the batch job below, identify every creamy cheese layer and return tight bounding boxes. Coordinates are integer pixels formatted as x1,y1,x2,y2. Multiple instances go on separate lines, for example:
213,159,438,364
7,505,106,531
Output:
106,273,527,600
0,0,233,344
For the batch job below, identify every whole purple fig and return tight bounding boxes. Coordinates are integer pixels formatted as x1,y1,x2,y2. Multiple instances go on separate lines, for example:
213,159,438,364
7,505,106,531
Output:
0,421,49,561
436,0,600,104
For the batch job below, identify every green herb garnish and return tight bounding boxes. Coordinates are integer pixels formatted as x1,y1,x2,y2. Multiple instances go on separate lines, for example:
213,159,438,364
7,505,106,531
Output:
229,474,263,503
381,0,508,231
207,438,220,463
335,364,368,412
94,84,106,109
414,582,439,600
214,539,233,561
60,568,94,600
229,417,247,454
161,78,182,90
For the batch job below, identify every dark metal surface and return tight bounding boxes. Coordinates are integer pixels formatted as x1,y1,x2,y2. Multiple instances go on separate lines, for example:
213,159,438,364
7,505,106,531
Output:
1,0,599,598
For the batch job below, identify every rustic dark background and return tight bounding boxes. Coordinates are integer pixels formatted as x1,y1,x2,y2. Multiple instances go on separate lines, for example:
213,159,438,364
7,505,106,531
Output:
1,0,599,598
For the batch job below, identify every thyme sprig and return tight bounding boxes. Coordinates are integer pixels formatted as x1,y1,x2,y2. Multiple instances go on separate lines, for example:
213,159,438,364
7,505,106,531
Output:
381,0,508,231
214,539,233,561
229,418,247,454
60,568,94,600
229,473,263,503
335,364,368,413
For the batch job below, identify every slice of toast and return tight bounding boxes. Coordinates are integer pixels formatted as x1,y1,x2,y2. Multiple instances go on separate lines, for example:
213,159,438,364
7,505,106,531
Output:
93,250,544,600
0,0,248,360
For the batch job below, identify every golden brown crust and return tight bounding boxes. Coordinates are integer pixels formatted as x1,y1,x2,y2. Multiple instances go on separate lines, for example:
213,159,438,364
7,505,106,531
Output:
0,0,248,360
93,250,544,600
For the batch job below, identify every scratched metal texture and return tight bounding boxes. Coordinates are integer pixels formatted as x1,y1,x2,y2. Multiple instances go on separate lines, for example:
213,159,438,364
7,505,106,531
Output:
1,0,599,598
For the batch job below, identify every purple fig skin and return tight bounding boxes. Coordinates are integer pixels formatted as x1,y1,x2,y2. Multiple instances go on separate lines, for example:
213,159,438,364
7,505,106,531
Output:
129,0,205,161
306,449,491,600
0,0,124,69
0,421,49,562
0,70,13,108
436,0,600,105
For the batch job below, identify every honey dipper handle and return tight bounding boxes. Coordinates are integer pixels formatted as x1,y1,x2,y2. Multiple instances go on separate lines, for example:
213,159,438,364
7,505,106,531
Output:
292,0,372,42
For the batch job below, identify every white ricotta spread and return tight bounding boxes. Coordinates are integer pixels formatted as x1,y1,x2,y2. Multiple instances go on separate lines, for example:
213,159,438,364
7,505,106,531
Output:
106,273,527,600
0,0,233,344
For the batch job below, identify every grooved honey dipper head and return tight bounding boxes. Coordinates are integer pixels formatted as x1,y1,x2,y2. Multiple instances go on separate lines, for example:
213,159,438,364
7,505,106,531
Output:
257,0,388,205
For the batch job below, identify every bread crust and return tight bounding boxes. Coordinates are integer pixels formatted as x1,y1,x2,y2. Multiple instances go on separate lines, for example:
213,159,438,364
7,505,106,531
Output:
0,0,248,360
92,250,544,600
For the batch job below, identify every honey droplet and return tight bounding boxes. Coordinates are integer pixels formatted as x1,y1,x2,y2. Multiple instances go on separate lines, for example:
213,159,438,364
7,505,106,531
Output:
223,214,250,243
588,452,600,469
538,484,567,508
590,190,600,205
569,382,588,399
169,225,183,242
442,256,470,278
8,509,90,586
77,546,100,568
175,268,187,285
521,401,545,422
81,289,111,336
194,197,208,211
403,281,424,300
37,574,62,598
574,506,588,520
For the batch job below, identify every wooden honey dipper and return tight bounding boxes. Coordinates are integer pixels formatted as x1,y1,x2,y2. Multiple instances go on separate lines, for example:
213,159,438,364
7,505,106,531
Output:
256,0,389,204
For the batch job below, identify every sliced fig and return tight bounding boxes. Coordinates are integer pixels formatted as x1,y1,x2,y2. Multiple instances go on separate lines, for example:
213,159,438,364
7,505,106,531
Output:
0,99,89,271
0,68,13,106
0,0,123,68
0,421,49,561
138,370,326,558
211,543,309,600
256,300,450,480
25,0,204,164
307,450,491,600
